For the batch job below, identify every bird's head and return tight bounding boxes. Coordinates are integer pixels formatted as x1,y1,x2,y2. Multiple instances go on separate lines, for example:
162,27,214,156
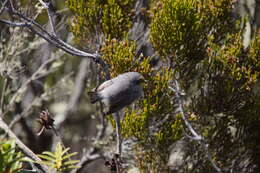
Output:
131,72,146,86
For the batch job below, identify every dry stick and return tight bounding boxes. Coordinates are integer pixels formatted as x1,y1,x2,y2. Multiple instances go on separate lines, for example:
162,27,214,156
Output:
51,126,68,154
169,80,222,173
0,117,51,173
96,108,107,140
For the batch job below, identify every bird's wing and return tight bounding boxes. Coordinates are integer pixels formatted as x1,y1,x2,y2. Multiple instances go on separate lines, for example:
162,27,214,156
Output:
105,87,133,114
96,79,114,92
97,73,131,92
109,84,134,106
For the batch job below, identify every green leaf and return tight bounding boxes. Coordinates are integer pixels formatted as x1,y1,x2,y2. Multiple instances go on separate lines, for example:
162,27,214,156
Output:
61,147,70,157
38,154,55,161
41,151,56,158
63,160,80,166
62,152,78,160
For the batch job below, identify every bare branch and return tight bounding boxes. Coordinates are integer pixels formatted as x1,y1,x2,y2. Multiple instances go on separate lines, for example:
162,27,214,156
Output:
7,0,15,11
169,80,222,173
0,3,110,77
0,19,27,26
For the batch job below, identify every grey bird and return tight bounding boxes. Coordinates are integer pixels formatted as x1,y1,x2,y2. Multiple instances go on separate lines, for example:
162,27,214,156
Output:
88,72,145,115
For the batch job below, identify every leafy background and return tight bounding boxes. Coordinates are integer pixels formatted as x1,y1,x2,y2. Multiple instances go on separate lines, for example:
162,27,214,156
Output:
0,0,259,172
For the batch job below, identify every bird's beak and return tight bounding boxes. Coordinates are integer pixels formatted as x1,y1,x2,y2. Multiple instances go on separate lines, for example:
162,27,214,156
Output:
141,79,147,86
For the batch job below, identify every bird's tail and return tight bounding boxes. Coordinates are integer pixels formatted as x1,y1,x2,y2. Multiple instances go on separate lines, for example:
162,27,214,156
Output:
88,92,99,104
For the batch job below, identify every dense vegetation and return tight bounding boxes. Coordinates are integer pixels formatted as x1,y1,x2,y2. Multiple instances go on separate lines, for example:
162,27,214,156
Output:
0,0,259,172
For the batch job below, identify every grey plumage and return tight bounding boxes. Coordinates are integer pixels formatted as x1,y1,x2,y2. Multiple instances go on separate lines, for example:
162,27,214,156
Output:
88,72,145,114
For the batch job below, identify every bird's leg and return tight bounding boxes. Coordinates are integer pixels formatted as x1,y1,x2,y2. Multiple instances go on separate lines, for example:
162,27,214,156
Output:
112,112,122,173
113,112,122,155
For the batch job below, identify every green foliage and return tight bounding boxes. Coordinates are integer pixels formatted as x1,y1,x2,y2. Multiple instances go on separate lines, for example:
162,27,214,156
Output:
208,30,260,91
0,140,25,173
66,0,134,43
150,0,234,64
150,0,259,171
37,142,79,172
150,0,259,121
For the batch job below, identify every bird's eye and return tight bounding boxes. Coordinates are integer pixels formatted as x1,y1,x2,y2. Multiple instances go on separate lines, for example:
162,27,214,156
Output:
135,78,145,84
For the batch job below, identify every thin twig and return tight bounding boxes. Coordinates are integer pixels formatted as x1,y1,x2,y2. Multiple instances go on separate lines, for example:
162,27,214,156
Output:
46,2,57,35
0,19,26,26
7,0,15,11
96,109,107,140
37,0,48,8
